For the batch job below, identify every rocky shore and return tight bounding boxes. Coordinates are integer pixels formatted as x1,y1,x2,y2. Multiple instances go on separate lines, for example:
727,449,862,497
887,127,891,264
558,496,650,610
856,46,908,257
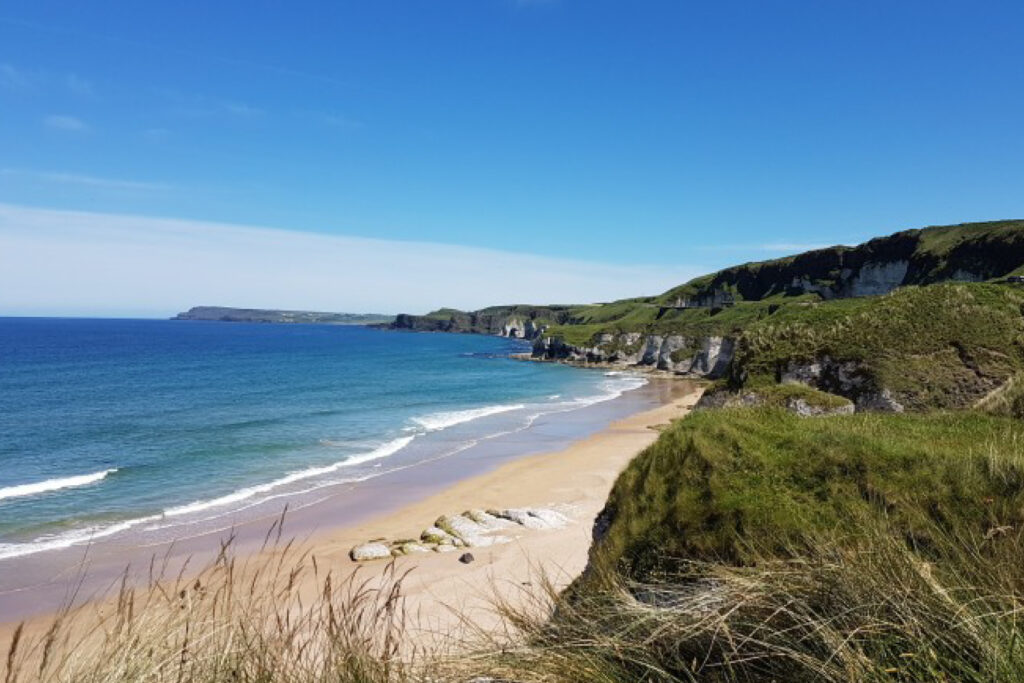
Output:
349,506,571,561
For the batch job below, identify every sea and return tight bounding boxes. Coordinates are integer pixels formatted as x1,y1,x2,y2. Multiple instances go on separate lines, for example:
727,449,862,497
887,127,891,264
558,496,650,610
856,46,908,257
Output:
0,318,648,566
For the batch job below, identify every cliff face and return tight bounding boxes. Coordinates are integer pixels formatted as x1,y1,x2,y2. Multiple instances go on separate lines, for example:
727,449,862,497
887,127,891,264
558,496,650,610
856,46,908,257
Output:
660,220,1024,305
389,305,575,339
532,333,736,380
390,221,1024,408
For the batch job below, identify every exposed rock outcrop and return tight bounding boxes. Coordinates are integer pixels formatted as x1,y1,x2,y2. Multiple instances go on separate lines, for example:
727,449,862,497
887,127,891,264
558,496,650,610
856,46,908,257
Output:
349,542,392,562
778,357,905,412
661,221,1024,305
351,506,573,561
532,332,737,380
695,384,856,416
388,306,562,339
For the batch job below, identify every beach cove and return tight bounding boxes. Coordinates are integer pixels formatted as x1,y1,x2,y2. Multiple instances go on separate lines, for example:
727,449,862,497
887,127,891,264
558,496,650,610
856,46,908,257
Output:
0,375,701,668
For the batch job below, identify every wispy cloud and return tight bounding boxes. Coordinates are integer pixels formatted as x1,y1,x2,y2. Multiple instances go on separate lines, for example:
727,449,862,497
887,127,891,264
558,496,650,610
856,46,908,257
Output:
0,16,381,96
142,127,171,142
1,169,172,192
43,114,90,132
221,101,264,117
0,203,702,317
155,88,266,119
318,112,363,129
66,73,95,97
297,110,363,130
0,63,33,90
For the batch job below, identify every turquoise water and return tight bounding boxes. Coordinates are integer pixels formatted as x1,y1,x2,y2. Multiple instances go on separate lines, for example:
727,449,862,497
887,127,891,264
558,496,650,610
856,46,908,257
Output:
0,318,644,561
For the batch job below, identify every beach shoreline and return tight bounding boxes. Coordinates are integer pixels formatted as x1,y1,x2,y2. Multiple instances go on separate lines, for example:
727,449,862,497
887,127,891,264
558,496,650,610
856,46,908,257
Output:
0,378,703,658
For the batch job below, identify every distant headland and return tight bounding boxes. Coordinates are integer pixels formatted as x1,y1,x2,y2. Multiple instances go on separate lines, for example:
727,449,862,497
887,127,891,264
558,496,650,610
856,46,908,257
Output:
172,306,394,325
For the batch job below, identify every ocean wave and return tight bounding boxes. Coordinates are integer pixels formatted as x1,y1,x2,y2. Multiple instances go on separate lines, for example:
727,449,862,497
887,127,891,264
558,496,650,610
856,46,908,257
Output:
0,436,418,561
572,375,647,407
0,376,647,562
0,469,118,502
411,403,526,432
163,435,415,517
0,513,160,560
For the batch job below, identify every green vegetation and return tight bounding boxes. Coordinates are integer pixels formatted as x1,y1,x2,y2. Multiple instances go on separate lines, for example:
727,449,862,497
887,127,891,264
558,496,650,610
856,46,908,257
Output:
19,408,1024,682
4,541,420,683
703,381,855,412
593,408,1024,576
18,220,1024,682
398,221,1024,365
731,283,1024,409
482,517,1024,682
479,407,1024,682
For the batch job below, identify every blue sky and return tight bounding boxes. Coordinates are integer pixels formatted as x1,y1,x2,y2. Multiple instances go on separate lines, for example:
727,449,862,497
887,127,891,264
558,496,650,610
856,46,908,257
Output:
1,1,1023,314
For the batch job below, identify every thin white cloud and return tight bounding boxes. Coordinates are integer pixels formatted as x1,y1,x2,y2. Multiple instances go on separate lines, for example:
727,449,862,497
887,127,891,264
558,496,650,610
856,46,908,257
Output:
0,63,33,90
316,112,363,129
0,64,96,96
155,88,266,119
0,204,702,317
43,114,90,132
66,73,95,97
221,101,264,117
1,169,172,192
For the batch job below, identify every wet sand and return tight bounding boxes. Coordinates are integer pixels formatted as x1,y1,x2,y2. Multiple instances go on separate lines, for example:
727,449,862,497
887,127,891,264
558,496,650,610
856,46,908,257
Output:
0,378,703,658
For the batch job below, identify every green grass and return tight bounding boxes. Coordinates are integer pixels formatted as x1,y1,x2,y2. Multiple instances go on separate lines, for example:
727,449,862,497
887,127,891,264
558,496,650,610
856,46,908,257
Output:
15,399,1024,683
464,407,1024,682
731,283,1024,408
480,520,1024,682
544,282,1024,413
592,408,1024,577
404,221,1024,354
705,382,854,411
914,219,1024,256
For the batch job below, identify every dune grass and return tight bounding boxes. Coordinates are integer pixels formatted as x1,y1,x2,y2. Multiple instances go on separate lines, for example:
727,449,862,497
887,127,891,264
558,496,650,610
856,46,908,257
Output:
731,283,1024,405
8,408,1024,682
474,408,1024,682
2,521,422,683
474,521,1024,682
593,407,1024,576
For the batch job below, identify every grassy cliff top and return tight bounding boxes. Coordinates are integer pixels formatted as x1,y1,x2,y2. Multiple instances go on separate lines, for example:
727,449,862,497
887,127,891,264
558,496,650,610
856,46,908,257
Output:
592,407,1024,579
658,218,1024,304
732,282,1024,408
407,219,1024,346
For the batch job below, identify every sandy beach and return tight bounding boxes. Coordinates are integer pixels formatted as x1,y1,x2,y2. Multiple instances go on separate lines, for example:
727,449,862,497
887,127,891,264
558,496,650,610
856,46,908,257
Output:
1,379,702,663
308,378,702,644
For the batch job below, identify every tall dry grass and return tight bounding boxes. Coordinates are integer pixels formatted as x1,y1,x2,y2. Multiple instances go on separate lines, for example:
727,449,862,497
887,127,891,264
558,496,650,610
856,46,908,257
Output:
470,523,1024,683
5,514,1024,682
3,514,425,683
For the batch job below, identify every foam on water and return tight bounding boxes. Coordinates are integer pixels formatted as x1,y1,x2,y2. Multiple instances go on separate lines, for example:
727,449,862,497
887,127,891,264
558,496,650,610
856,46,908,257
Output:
0,319,654,563
0,469,117,502
0,514,160,560
163,435,415,517
411,403,526,432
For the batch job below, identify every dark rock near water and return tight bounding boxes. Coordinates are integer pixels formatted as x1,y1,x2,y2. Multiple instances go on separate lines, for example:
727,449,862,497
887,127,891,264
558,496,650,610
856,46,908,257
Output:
459,552,475,564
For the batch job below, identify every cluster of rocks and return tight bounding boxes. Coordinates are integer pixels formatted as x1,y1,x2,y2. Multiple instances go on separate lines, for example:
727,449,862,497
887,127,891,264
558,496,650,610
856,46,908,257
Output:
349,507,570,562
532,332,736,379
781,357,905,412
